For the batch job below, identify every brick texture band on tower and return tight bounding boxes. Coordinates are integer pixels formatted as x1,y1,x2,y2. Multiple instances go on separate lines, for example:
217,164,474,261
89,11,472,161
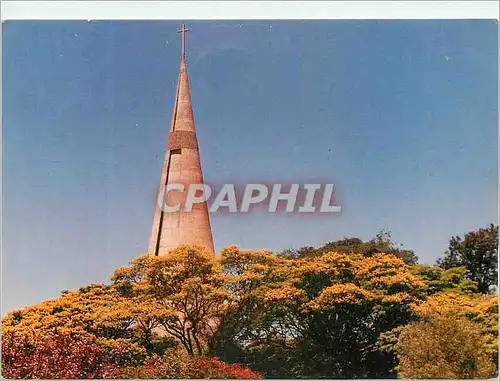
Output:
148,24,215,255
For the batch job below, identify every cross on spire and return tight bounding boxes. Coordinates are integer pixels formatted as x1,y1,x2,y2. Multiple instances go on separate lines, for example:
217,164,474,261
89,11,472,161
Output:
178,23,190,61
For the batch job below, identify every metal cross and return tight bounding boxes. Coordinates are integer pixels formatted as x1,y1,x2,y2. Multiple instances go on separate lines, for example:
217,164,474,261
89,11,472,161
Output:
178,23,190,60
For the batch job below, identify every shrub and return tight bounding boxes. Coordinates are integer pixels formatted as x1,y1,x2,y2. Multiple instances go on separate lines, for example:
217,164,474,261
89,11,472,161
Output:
1,330,114,379
108,350,262,379
190,356,262,379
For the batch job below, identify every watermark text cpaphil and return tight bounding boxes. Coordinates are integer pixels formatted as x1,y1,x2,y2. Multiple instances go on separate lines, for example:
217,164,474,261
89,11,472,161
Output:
156,183,342,213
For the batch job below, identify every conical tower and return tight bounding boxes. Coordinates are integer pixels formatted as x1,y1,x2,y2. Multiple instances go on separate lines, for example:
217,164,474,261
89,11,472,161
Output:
148,24,214,255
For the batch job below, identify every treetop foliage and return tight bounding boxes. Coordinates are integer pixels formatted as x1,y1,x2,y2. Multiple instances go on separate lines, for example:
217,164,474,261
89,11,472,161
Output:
2,225,498,379
438,224,498,293
280,230,419,265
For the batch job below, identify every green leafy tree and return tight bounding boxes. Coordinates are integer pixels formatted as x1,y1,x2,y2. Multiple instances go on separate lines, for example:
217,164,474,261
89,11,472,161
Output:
280,230,418,264
410,265,478,295
438,224,498,293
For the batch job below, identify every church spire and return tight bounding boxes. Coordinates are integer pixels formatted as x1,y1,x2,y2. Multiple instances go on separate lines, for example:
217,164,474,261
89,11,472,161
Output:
148,24,215,255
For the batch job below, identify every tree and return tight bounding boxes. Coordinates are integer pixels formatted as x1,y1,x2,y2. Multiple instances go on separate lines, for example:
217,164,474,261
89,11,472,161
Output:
112,245,230,356
438,224,498,293
1,284,152,366
1,330,115,379
376,280,498,373
280,230,418,264
397,314,496,379
410,265,478,295
210,247,426,378
410,291,498,358
2,246,231,360
1,330,261,380
4,241,497,379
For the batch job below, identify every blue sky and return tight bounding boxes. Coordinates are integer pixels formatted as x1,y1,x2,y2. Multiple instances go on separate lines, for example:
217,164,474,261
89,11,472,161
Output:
2,20,498,313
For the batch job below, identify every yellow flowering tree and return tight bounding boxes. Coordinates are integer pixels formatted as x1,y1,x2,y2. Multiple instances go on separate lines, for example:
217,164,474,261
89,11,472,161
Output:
1,284,151,365
3,241,497,379
112,245,230,356
210,248,425,378
410,291,498,356
397,314,496,379
386,269,498,379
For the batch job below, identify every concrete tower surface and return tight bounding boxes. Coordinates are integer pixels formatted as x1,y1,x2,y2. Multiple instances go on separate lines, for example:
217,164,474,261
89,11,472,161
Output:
148,24,215,255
